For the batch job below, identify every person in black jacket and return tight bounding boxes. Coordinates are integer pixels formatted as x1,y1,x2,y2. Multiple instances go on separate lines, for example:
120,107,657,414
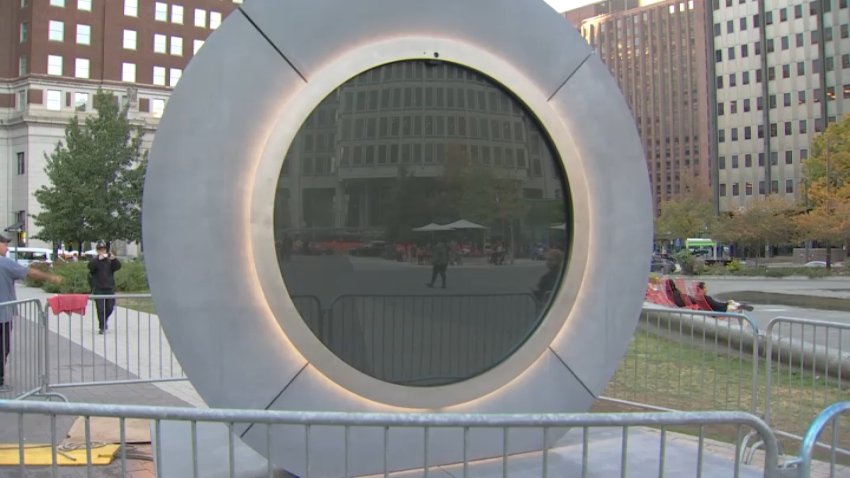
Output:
89,241,121,334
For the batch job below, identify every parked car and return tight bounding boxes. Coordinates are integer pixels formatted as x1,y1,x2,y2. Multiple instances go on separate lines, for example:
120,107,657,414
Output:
805,260,845,268
7,247,54,267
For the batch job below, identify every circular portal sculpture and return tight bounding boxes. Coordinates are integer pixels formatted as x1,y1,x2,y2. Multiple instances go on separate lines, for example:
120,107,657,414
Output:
143,0,652,475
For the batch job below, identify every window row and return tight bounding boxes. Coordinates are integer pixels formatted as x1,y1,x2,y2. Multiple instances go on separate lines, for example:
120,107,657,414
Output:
42,89,167,117
122,0,229,28
713,0,848,14
719,180,795,197
337,116,528,142
340,87,523,114
45,55,180,86
47,0,91,10
716,56,850,89
718,150,809,171
718,120,827,142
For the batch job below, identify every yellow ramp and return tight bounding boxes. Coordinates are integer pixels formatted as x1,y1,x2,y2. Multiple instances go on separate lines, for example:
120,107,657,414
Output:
0,444,120,466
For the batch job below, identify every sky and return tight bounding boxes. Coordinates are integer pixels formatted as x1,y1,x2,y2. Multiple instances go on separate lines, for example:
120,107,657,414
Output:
544,0,601,13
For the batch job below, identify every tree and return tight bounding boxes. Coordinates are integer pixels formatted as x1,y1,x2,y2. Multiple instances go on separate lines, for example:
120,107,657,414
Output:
34,90,148,250
654,196,717,243
715,196,797,262
797,117,850,266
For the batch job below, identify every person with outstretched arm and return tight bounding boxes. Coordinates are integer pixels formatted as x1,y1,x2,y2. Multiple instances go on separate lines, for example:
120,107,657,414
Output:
0,234,62,393
88,241,121,334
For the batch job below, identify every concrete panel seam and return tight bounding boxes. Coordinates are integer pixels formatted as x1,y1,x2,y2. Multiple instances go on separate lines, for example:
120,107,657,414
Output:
547,52,592,102
548,346,596,399
238,7,307,83
240,362,310,439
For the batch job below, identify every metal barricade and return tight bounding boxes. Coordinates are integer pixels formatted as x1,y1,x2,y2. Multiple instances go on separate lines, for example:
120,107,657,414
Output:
0,399,784,478
764,317,850,446
324,293,540,385
786,401,850,478
602,306,761,414
0,299,45,399
42,293,186,390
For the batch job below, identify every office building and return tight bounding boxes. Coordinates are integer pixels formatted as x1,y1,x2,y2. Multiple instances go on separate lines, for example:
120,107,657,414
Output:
0,0,241,249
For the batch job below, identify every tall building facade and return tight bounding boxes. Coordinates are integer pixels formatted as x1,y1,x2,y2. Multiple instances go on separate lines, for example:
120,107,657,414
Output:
712,0,850,212
572,0,850,214
571,0,714,213
0,0,240,249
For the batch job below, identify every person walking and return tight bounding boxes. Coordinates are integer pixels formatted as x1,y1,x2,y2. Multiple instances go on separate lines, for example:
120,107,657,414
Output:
89,241,121,334
0,234,61,393
426,239,449,289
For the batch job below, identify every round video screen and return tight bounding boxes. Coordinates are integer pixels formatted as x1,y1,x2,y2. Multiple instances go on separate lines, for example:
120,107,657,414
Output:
274,60,571,386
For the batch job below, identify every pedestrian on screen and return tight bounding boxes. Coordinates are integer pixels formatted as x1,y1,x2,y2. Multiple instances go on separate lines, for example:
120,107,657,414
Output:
89,241,121,334
0,234,61,393
426,239,449,289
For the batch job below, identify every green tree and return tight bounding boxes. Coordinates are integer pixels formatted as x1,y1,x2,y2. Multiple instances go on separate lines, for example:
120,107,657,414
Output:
798,117,850,266
715,196,796,262
654,196,717,243
34,90,148,250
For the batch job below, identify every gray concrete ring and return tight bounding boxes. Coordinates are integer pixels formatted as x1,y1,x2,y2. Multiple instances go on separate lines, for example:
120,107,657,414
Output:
143,0,652,474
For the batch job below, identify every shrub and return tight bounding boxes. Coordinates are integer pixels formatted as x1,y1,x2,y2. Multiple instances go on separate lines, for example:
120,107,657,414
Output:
114,260,148,292
726,259,742,272
28,258,149,293
673,250,696,275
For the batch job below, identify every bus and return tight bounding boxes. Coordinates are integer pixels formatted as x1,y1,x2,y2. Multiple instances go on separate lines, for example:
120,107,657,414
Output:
685,238,731,265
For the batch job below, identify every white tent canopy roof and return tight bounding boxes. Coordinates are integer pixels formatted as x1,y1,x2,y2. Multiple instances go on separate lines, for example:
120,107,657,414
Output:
412,222,456,232
445,219,487,229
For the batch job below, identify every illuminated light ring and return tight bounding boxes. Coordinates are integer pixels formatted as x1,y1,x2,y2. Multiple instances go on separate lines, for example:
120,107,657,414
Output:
142,0,652,475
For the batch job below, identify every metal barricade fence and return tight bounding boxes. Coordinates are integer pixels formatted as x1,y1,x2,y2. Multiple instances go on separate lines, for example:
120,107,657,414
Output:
323,293,540,385
602,306,761,415
0,299,45,400
42,293,186,391
0,399,785,478
764,317,850,448
788,401,850,478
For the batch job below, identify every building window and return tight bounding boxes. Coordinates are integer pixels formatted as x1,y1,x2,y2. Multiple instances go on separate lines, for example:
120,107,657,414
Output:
169,67,182,86
727,20,734,33
74,92,89,111
801,149,808,160
782,65,790,78
731,155,739,168
20,22,28,42
732,183,739,196
784,122,792,135
154,34,167,53
16,91,26,110
745,154,752,167
771,181,779,194
785,180,793,194
78,0,91,11
715,49,722,62
170,36,183,56
729,73,736,87
770,152,778,165
717,102,724,115
151,98,166,117
798,91,806,103
48,20,64,41
719,183,726,197
844,54,850,69
194,8,206,27
759,181,765,195
74,58,89,78
744,126,751,139
50,0,65,6
731,128,738,141
122,62,136,82
193,39,204,54
781,36,789,50
124,0,138,16
76,24,90,44
210,11,222,29
16,153,25,175
795,4,802,17
796,33,804,47
741,44,748,57
123,29,136,49
714,23,720,35
153,66,166,85
745,182,753,196
46,90,62,110
727,47,735,60
155,2,168,21
47,55,63,75
743,99,750,112
171,4,184,24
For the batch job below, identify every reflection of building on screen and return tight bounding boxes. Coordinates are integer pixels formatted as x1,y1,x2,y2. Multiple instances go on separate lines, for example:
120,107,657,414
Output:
274,60,568,242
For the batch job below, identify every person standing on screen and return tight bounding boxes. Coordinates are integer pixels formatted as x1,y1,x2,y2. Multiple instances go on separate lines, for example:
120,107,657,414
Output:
89,241,121,334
